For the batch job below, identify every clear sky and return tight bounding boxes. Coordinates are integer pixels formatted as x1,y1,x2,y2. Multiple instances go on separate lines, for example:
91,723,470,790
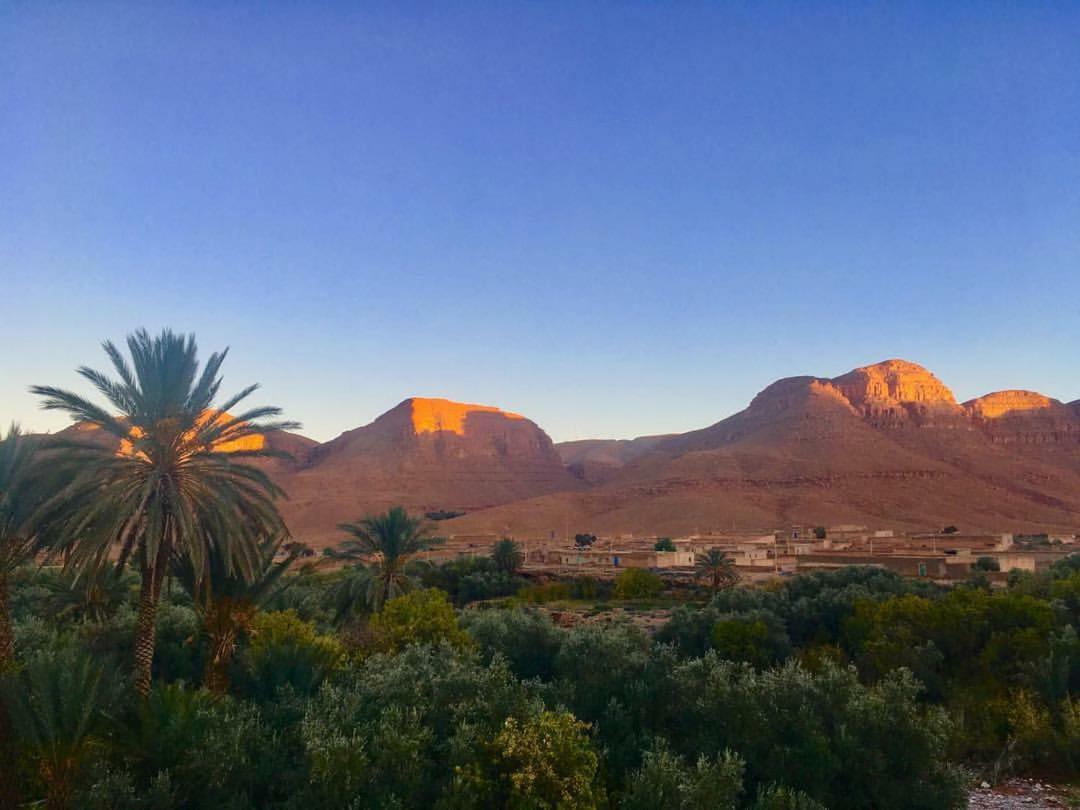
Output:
2,2,1078,442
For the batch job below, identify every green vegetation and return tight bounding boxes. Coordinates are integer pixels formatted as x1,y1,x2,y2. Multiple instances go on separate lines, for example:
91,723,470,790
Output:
325,505,443,612
4,329,1080,808
29,329,294,697
491,537,525,575
654,537,676,552
613,568,664,600
695,548,740,592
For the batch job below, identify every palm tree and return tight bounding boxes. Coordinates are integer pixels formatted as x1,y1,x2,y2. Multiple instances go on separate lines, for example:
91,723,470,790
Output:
0,426,47,810
695,548,740,592
0,425,65,671
31,328,296,697
491,537,524,575
325,506,442,612
1,647,120,810
173,533,307,694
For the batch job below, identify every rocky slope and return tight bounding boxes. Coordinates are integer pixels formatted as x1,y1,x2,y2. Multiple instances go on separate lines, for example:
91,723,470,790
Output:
457,360,1080,538
275,398,583,545
41,362,1080,544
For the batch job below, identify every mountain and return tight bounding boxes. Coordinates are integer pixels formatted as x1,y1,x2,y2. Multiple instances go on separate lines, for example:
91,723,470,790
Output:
446,360,1080,538
35,363,1080,544
558,434,674,484
275,398,583,544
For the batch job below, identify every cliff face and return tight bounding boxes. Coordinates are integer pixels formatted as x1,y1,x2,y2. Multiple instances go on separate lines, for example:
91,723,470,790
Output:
964,391,1080,447
830,360,962,425
276,398,582,544
444,361,1080,538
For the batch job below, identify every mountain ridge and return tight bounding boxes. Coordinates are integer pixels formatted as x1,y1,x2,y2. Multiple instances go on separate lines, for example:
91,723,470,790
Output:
40,361,1080,543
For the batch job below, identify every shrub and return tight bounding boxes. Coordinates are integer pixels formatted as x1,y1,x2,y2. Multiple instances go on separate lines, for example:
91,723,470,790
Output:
518,581,573,603
462,607,563,681
236,610,344,700
368,589,471,654
711,610,792,668
613,569,664,600
486,711,603,809
621,740,743,809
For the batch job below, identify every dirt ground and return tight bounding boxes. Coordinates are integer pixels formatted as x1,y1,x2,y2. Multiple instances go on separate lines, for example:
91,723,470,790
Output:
968,779,1077,809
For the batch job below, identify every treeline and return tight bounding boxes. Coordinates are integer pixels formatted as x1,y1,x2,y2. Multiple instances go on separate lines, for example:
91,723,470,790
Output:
4,563,973,809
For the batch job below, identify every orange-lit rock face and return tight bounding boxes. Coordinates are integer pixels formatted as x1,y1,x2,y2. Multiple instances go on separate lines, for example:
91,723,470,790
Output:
966,390,1056,419
832,359,958,410
118,411,265,459
408,398,524,436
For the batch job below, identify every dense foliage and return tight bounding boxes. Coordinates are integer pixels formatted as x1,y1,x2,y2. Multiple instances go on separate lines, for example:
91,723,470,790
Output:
9,554,1080,808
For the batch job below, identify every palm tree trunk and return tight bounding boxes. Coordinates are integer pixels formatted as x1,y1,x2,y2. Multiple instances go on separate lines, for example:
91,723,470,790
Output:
41,760,75,810
0,573,21,810
132,567,157,699
202,600,237,696
132,558,167,699
203,629,236,696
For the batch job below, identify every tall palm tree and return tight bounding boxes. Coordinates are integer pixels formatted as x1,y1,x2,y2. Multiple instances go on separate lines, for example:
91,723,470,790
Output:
173,533,307,694
31,328,296,697
695,548,740,593
491,537,524,575
325,506,442,612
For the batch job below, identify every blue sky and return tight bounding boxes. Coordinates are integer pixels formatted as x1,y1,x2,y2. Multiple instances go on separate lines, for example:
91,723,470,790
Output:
2,2,1078,442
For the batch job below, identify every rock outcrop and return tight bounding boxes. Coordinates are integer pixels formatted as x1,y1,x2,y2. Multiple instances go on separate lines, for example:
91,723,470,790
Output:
445,360,1080,538
276,398,583,545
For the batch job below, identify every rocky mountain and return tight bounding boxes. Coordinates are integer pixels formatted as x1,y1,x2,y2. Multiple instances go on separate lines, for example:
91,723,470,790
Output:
275,398,583,545
449,360,1080,538
39,363,1080,545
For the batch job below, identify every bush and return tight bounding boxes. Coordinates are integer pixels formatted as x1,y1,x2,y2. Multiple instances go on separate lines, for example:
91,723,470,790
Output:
483,710,603,809
300,644,532,807
654,538,677,552
711,610,792,668
621,740,743,809
235,610,344,700
368,589,471,653
665,658,964,809
518,581,573,603
613,569,664,600
462,607,564,681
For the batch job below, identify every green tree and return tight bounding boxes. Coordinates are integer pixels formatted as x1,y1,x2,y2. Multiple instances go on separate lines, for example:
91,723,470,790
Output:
752,784,827,810
613,568,664,600
326,506,443,612
368,588,471,653
695,548,740,593
239,609,345,700
711,611,792,668
621,740,744,810
973,556,1000,572
492,537,525,575
31,329,293,697
489,710,602,809
173,534,306,694
654,537,677,552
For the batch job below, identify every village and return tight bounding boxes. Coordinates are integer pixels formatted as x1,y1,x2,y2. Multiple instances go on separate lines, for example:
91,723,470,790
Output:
427,524,1079,586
